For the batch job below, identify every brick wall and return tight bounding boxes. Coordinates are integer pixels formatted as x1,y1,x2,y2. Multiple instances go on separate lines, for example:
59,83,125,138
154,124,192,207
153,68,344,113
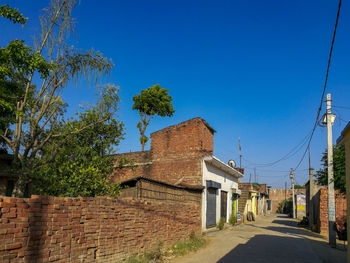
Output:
318,188,347,235
112,118,215,186
150,117,214,156
0,195,201,262
268,189,306,212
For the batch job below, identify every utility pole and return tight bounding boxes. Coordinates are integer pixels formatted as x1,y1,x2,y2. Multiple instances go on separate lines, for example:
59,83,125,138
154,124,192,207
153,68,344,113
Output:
326,93,336,247
285,182,287,202
290,168,296,219
238,138,242,168
254,168,256,183
308,146,314,227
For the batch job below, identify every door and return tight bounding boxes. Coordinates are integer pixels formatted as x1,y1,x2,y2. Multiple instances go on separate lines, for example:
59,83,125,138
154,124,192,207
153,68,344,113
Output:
221,191,227,220
206,188,216,228
232,195,237,217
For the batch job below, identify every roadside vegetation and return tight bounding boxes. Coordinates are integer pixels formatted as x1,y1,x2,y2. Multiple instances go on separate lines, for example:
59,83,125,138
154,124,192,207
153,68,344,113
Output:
125,232,207,263
229,214,237,225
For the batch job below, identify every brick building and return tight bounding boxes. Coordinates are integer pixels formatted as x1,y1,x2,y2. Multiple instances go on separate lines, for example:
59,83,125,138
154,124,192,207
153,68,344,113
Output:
112,118,243,229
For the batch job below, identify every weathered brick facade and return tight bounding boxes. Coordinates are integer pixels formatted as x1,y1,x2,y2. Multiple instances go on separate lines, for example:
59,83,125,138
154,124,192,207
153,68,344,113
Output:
318,188,347,235
111,118,215,186
268,188,306,212
0,195,201,262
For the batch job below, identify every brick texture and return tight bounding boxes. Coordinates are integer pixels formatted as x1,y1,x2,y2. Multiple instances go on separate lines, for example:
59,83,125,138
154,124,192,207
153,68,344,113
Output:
0,195,201,262
112,118,215,186
318,188,347,235
268,189,306,212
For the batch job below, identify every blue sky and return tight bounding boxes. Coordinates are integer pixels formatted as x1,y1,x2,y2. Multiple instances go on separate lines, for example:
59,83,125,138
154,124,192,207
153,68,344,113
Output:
1,0,350,188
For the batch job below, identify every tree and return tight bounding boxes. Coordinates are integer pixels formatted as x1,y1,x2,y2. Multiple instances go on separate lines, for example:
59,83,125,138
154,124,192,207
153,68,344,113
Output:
31,85,124,197
316,145,346,193
132,84,175,151
294,185,305,189
0,5,47,150
0,1,122,196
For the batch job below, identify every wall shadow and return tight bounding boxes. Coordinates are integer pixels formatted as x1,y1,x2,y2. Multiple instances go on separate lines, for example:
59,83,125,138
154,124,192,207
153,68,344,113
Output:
217,234,346,263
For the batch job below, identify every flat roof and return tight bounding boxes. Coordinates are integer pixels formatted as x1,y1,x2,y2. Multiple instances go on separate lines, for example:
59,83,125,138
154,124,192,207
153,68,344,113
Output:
119,176,204,191
204,156,244,178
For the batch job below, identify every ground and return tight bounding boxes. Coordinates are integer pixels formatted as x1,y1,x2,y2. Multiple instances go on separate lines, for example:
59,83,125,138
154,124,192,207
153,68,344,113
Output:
171,214,346,263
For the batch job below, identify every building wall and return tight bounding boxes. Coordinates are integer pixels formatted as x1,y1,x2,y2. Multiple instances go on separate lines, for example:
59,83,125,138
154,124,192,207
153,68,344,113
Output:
111,118,214,187
342,126,350,260
269,189,306,212
318,188,347,235
201,161,239,229
151,117,214,156
0,195,201,262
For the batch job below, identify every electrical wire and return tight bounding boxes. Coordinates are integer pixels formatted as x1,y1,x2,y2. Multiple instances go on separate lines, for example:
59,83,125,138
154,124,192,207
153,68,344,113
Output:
294,0,342,171
242,130,312,168
333,105,350,110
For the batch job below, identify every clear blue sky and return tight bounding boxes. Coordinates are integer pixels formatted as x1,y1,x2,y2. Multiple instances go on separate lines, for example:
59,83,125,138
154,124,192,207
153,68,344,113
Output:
1,0,350,188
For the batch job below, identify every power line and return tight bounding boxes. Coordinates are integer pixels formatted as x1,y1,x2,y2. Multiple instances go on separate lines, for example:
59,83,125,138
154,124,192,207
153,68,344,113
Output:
294,0,342,171
333,105,350,110
242,130,312,168
243,167,308,173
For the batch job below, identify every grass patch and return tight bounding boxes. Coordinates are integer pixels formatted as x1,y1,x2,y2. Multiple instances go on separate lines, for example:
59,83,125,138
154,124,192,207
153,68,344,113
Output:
170,232,207,257
228,214,237,226
216,217,225,230
124,232,207,262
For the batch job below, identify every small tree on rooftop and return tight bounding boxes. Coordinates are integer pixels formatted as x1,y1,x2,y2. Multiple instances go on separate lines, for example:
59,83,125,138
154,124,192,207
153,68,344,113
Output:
132,84,175,151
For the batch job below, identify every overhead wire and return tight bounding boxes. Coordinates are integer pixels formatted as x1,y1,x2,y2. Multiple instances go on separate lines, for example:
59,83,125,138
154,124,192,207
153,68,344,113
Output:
333,105,350,110
242,130,312,168
294,0,342,171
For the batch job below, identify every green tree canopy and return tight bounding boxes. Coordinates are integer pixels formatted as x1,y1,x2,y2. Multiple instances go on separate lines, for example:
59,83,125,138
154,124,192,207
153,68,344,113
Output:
32,85,124,197
316,145,346,193
0,1,124,197
132,84,175,151
0,4,27,24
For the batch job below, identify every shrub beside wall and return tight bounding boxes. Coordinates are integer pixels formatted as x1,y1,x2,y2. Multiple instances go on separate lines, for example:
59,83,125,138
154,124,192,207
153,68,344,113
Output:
0,195,201,262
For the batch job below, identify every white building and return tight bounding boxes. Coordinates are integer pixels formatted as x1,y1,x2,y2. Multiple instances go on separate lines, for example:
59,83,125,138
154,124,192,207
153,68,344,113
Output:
201,156,243,230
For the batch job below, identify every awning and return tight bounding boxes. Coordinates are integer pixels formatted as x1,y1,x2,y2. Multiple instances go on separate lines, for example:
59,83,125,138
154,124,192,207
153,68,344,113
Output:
232,188,241,195
206,180,221,189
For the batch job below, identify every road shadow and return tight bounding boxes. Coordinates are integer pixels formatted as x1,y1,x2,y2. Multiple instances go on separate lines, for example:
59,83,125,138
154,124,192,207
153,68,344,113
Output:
217,234,346,263
247,218,324,240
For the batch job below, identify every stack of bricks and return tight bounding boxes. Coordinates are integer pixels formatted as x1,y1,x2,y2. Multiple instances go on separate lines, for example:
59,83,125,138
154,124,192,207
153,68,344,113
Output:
318,188,347,235
0,195,201,262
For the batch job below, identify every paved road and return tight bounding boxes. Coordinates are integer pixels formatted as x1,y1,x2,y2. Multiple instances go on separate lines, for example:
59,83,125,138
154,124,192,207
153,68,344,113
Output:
172,214,346,263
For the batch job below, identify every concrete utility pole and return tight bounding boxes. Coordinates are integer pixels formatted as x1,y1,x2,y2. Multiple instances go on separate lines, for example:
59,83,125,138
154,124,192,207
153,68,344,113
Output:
285,182,287,202
326,93,336,247
290,168,296,219
308,147,314,226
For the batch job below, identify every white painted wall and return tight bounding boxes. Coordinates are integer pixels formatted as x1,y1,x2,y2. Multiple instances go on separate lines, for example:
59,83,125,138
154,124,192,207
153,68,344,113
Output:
201,159,239,230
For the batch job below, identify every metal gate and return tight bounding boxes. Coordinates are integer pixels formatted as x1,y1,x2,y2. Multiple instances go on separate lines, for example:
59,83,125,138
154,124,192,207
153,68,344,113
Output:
221,191,227,220
206,188,216,228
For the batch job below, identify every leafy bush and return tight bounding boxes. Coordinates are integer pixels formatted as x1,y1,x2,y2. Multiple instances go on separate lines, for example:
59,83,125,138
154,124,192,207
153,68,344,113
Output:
229,214,237,225
217,217,225,230
277,198,292,214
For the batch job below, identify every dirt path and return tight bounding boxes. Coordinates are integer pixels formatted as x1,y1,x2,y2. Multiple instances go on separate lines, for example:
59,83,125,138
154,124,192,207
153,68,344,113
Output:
171,214,346,263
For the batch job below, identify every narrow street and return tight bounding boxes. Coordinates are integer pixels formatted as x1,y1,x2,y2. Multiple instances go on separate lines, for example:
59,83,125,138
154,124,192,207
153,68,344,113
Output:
172,214,346,263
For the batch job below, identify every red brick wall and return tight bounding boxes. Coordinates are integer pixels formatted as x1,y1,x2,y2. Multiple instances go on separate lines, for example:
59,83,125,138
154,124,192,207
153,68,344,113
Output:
318,188,347,234
112,118,215,186
111,151,153,183
0,195,201,262
151,117,214,156
268,189,306,212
